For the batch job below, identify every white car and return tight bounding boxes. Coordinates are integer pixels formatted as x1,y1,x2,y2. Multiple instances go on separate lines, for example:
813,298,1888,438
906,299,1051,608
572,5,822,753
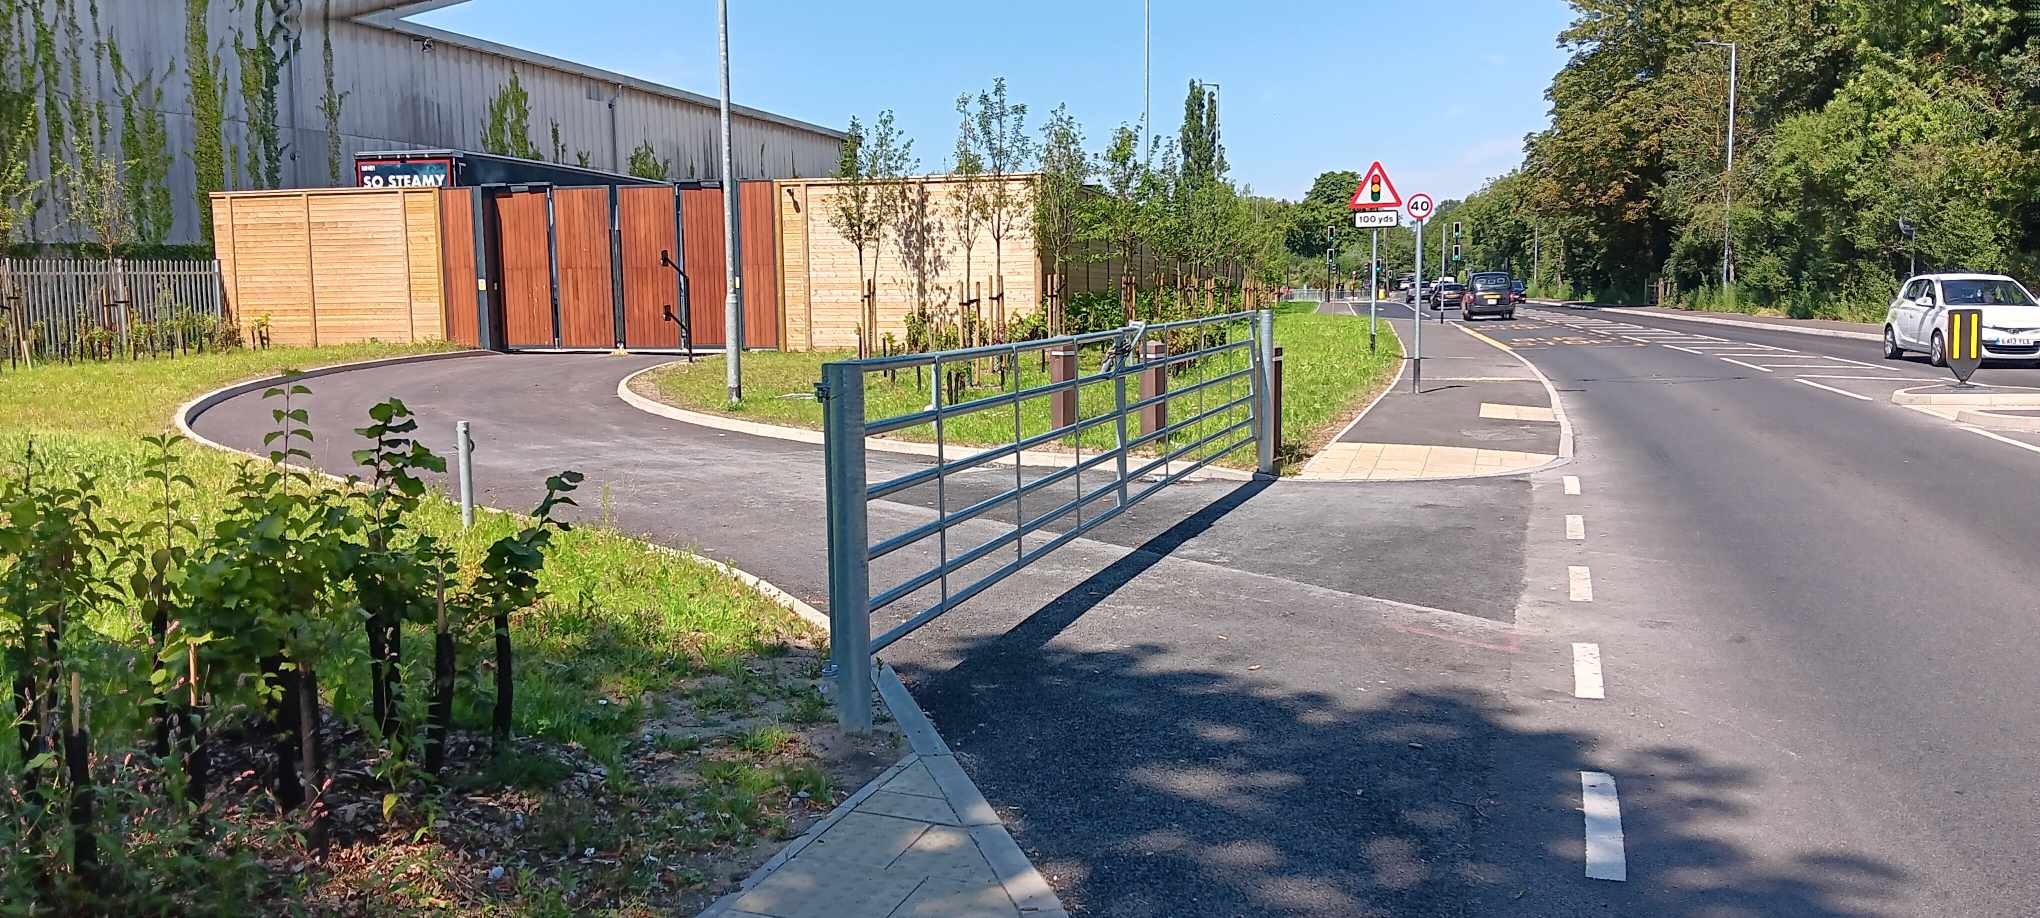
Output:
1883,273,2040,366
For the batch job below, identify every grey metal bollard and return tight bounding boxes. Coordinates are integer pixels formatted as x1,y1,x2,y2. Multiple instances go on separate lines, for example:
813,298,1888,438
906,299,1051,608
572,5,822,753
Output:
456,420,475,529
1255,309,1277,475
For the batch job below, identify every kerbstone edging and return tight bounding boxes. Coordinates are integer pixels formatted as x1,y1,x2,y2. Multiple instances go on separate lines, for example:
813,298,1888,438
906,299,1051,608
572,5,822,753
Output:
174,355,1065,918
614,359,1254,482
1529,300,1881,342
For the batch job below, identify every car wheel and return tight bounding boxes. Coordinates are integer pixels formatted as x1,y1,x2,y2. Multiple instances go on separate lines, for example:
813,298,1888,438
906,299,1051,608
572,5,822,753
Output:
1506,310,1517,320
1883,326,1903,359
1930,331,1947,367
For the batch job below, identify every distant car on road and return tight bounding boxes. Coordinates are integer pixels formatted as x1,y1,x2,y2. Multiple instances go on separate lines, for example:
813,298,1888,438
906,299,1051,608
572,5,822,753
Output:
1883,272,2040,366
1431,282,1467,309
1408,280,1431,305
1463,272,1518,320
1511,279,1527,302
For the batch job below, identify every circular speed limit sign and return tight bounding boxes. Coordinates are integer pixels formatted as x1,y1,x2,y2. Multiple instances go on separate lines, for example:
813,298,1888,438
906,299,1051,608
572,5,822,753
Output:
1406,193,1435,223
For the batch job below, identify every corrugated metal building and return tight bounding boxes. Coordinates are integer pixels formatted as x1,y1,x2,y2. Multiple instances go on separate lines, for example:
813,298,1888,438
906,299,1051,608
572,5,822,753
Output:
12,0,844,246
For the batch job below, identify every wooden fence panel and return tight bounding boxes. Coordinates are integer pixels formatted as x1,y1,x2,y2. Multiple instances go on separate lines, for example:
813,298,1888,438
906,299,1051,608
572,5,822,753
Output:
620,186,681,350
740,180,780,349
680,187,727,347
495,191,556,348
440,190,480,347
553,187,615,349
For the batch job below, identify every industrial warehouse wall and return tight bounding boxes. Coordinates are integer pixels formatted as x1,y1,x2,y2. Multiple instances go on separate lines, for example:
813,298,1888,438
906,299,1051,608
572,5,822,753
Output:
212,188,445,346
776,174,1044,352
11,1,842,246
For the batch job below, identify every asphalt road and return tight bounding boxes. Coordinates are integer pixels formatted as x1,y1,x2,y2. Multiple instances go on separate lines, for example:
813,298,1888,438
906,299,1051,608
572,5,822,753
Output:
183,302,2040,915
1478,304,2040,916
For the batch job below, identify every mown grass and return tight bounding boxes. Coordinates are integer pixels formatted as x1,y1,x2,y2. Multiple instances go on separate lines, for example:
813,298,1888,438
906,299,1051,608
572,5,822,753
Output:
0,343,816,766
641,302,1400,471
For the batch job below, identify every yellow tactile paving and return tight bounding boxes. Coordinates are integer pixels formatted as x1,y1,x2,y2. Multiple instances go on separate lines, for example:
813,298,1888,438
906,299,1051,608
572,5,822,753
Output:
1297,442,1556,480
1478,402,1559,422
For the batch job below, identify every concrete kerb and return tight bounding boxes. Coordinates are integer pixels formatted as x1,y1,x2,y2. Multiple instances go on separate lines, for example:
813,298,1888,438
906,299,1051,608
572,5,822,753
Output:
174,354,1066,918
615,359,1254,482
1529,299,1882,342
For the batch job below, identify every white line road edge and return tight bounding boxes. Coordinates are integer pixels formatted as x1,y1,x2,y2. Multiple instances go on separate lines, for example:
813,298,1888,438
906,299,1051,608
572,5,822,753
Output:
1963,425,2040,456
1572,643,1605,700
1793,379,1874,401
1663,345,1712,356
1565,514,1586,540
1563,475,1582,495
1581,771,1628,881
1719,357,1775,373
1569,566,1594,602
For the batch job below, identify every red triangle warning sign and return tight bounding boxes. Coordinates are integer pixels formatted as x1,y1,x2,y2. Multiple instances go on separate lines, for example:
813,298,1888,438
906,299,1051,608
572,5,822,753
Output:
1349,162,1402,211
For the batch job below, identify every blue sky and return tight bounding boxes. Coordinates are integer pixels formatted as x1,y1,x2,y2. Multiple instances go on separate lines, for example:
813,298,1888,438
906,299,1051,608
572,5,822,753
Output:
416,0,1578,202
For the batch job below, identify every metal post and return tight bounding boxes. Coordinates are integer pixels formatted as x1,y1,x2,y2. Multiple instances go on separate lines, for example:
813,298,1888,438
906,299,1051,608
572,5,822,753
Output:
717,0,742,403
1368,229,1379,351
1112,336,1132,505
1413,219,1424,394
456,420,475,529
1725,41,1737,289
1142,0,1150,160
1248,312,1264,477
820,363,872,734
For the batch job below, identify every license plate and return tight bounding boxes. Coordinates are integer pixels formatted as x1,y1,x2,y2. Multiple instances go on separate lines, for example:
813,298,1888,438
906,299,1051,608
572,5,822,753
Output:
2003,336,2033,347
1483,295,1499,303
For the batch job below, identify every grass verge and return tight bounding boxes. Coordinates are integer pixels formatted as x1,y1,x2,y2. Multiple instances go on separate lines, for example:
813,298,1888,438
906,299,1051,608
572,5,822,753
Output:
636,302,1401,472
0,344,899,914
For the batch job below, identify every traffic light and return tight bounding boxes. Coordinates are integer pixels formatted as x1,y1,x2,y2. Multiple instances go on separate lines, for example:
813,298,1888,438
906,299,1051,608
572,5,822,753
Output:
1452,244,1462,258
1452,221,1463,238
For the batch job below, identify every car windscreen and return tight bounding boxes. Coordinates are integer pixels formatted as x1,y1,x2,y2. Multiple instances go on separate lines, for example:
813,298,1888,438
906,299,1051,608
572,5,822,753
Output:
1941,279,2036,306
1470,274,1511,291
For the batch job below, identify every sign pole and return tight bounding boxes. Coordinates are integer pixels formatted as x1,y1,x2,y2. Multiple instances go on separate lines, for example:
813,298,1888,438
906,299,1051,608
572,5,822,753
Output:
1413,218,1423,394
1368,229,1379,352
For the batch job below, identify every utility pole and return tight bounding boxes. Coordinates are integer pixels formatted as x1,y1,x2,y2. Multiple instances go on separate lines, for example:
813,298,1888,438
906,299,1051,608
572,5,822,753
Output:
1142,0,1151,160
718,0,742,402
1699,40,1738,290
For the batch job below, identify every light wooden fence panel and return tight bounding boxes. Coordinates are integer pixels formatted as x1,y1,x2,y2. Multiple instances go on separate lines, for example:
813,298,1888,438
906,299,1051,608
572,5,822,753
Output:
211,188,446,346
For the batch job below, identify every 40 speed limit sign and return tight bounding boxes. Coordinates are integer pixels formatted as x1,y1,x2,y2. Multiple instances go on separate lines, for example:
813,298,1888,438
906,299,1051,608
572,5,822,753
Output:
1406,193,1435,223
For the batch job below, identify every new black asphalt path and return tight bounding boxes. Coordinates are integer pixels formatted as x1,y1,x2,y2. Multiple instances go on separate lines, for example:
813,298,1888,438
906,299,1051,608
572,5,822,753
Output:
1484,304,2040,916
192,349,1591,917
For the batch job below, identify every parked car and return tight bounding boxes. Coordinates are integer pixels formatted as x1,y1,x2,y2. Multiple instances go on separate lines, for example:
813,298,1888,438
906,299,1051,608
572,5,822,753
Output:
1883,273,2040,366
1464,272,1518,320
1431,282,1467,309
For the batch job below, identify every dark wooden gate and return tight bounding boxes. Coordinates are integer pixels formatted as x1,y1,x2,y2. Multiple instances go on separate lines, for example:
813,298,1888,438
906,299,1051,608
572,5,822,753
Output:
450,181,777,353
494,190,555,349
553,187,615,349
620,186,684,350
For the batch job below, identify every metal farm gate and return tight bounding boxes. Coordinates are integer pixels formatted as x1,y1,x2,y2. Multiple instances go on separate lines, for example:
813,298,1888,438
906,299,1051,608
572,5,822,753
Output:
440,180,778,353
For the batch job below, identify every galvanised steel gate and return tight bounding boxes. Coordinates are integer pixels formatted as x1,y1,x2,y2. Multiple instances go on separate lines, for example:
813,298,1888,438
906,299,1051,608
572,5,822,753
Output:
818,309,1276,731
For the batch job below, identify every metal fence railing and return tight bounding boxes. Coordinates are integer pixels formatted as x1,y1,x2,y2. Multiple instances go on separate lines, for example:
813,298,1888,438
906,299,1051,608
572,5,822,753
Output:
818,309,1276,731
0,257,229,358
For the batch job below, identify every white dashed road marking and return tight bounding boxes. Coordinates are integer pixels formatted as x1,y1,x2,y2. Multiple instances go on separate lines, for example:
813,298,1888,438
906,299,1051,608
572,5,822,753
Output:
1565,514,1585,540
1663,344,1712,356
1793,378,1874,401
1563,475,1581,495
1581,771,1628,881
1719,357,1775,373
1572,643,1605,699
1569,566,1594,602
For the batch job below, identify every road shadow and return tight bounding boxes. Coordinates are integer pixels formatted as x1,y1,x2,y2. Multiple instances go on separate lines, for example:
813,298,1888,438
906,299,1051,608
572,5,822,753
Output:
890,487,1907,917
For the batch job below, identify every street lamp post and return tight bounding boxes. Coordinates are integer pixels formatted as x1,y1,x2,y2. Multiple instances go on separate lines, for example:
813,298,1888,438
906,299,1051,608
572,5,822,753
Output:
718,0,742,403
1699,40,1738,290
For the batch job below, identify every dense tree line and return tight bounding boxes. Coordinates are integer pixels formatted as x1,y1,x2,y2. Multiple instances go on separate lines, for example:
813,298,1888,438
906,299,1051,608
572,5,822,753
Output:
1455,0,2040,318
